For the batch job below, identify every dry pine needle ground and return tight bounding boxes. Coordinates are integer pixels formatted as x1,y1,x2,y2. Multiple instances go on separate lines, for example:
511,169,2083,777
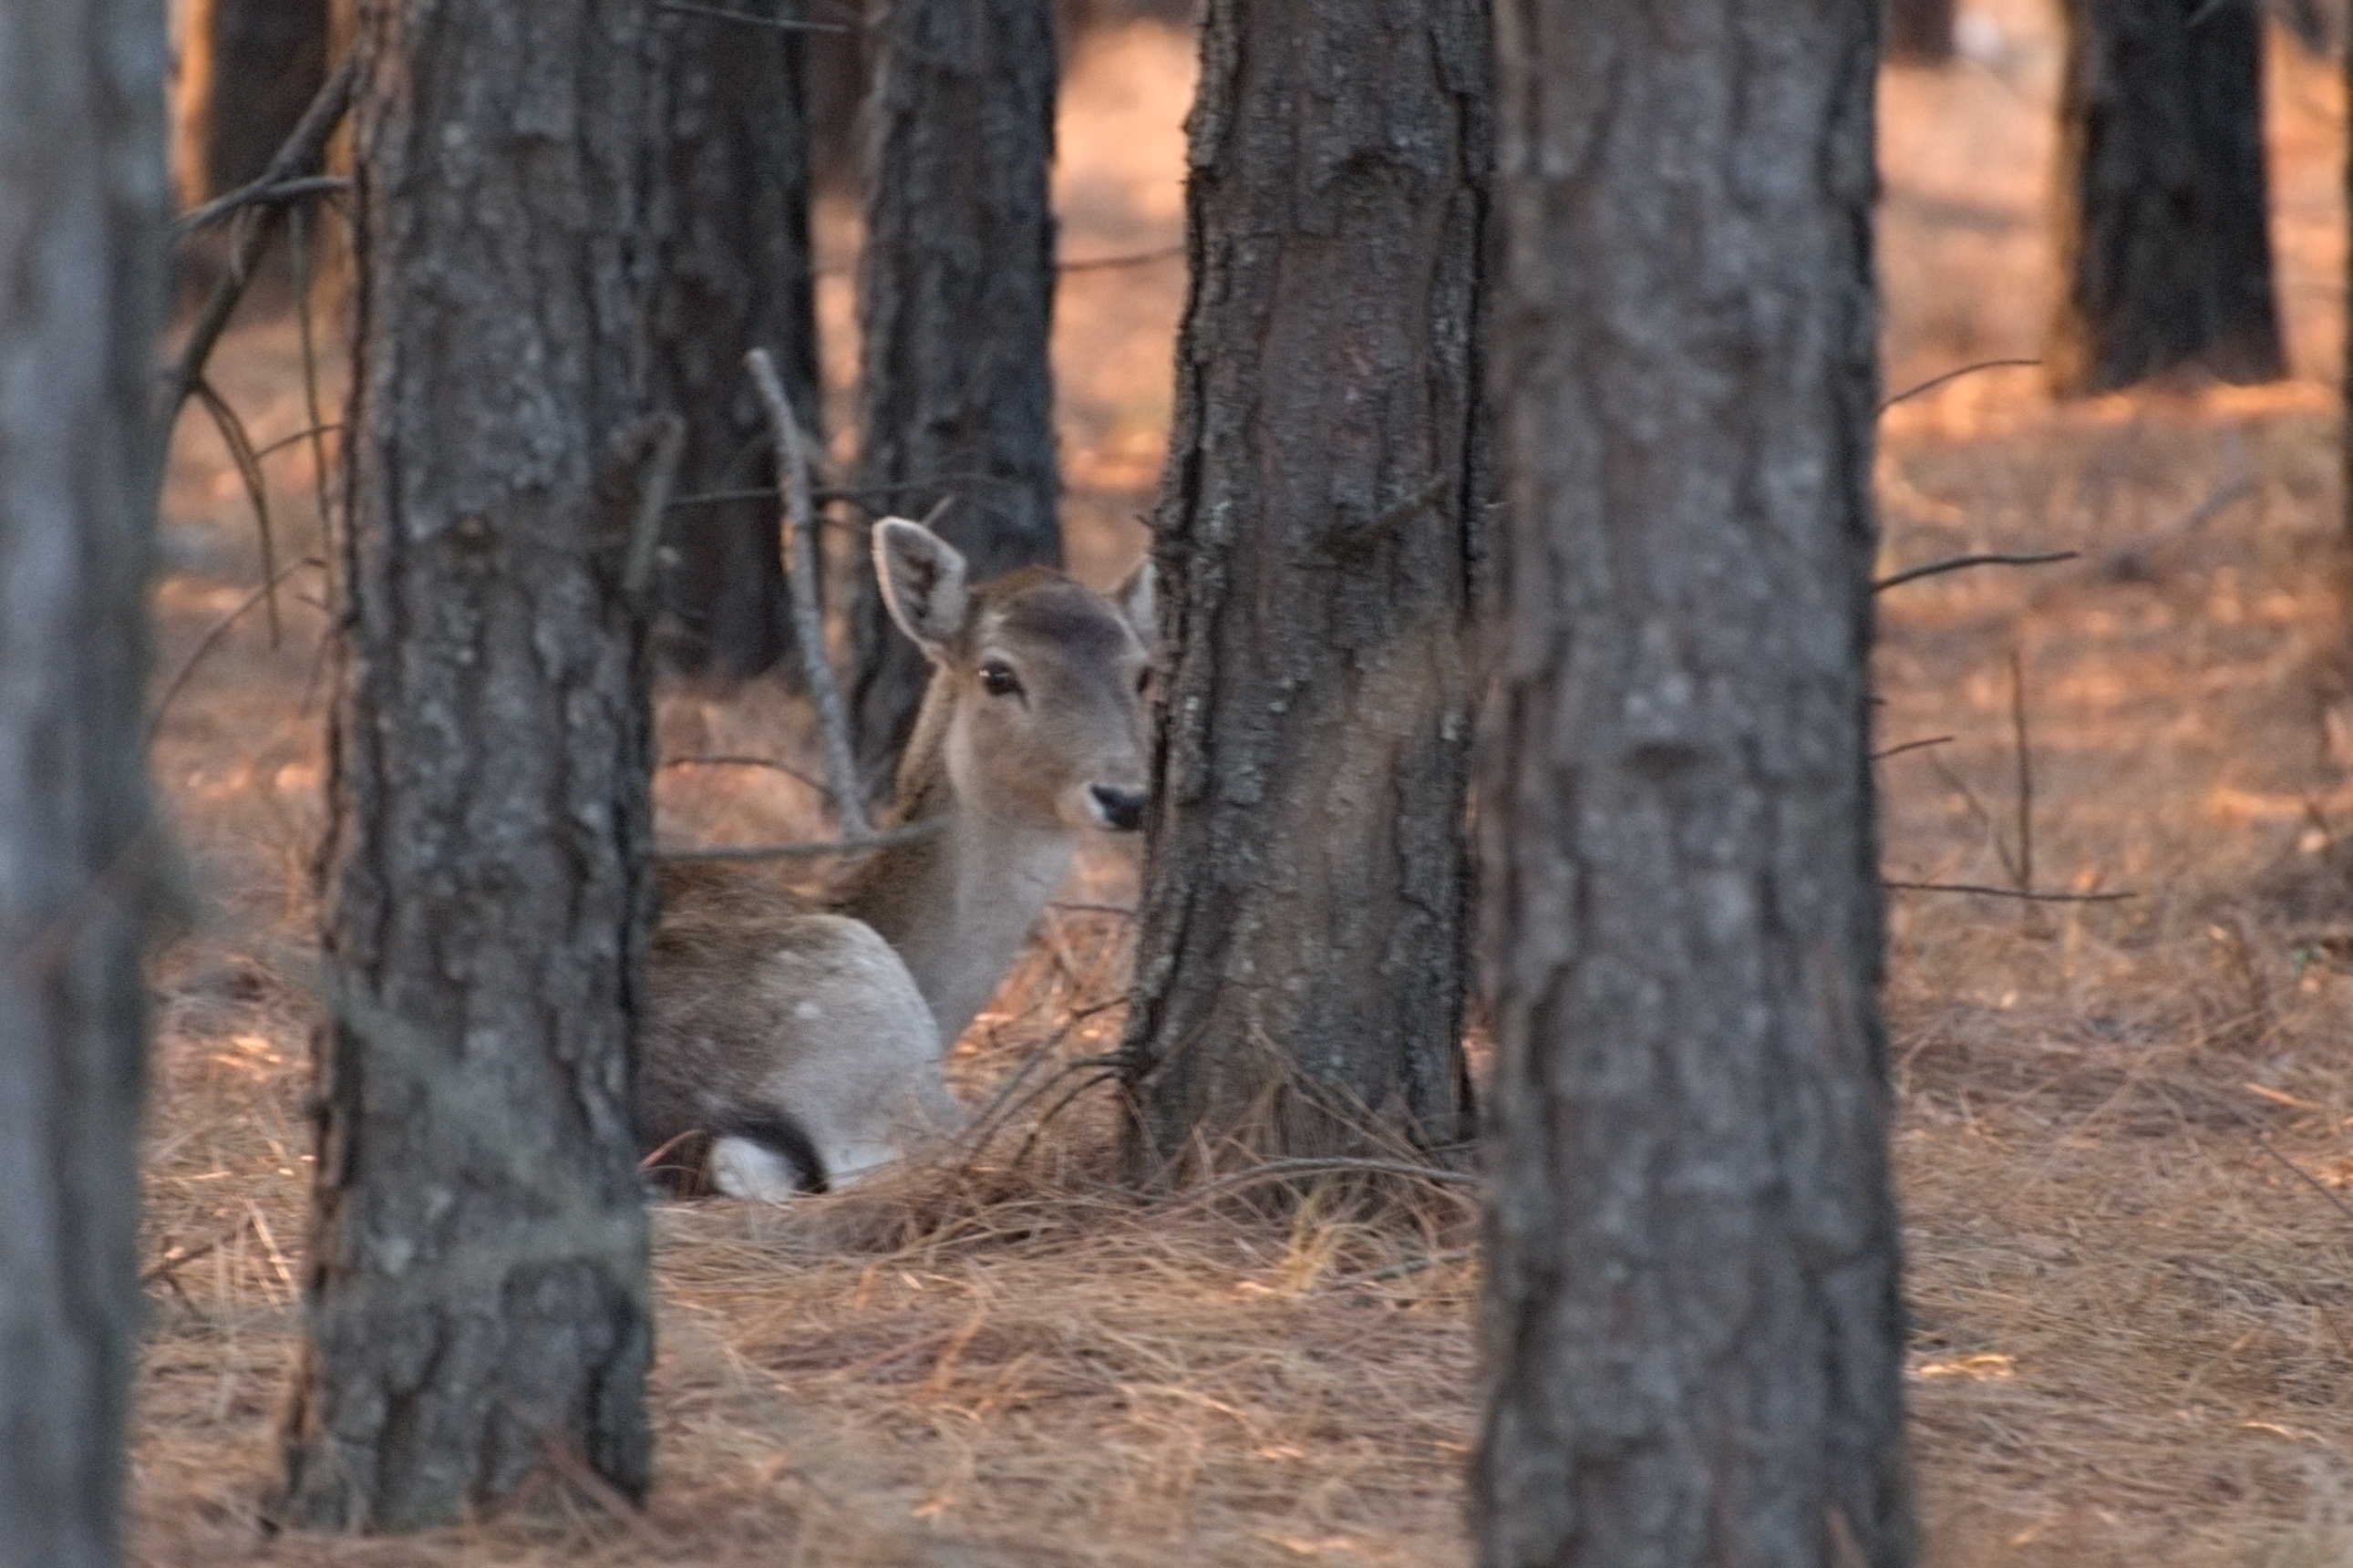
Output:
132,9,2353,1564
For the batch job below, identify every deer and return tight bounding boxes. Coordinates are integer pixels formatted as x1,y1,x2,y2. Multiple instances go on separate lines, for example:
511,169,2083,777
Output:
639,515,1157,1200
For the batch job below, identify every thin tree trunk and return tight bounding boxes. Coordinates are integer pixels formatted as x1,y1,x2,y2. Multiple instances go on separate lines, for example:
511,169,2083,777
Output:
169,0,328,204
1117,0,1487,1174
2049,0,2284,396
647,0,820,682
272,0,657,1532
1476,3,1914,1565
848,0,1060,789
1884,0,1953,62
0,7,167,1567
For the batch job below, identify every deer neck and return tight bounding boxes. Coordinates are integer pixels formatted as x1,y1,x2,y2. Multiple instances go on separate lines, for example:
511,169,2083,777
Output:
832,696,1077,1046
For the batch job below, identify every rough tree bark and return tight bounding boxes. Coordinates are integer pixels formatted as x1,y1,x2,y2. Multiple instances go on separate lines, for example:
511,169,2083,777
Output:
848,0,1060,789
2049,0,2284,396
1884,0,1953,62
1475,3,1914,1566
272,0,658,1532
647,0,820,681
169,0,329,204
0,5,167,1566
1117,0,1487,1172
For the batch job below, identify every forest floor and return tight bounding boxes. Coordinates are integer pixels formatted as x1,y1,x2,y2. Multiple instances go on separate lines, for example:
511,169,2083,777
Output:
129,4,2353,1563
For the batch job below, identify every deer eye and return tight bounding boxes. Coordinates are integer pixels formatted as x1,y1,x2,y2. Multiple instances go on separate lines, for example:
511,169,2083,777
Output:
1134,667,1152,697
979,661,1023,698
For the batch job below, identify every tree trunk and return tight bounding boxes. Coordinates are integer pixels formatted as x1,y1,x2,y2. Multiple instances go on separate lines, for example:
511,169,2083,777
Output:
0,6,167,1566
1116,0,1487,1174
2049,0,2284,396
1884,0,1953,61
272,0,657,1532
1474,4,1914,1566
848,0,1060,789
646,0,820,683
169,0,328,204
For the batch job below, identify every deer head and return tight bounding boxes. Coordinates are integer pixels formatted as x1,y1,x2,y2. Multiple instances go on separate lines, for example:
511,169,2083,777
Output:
873,517,1157,835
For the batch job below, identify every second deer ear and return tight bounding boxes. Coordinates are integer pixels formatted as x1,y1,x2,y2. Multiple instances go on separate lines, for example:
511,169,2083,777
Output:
1111,555,1158,656
873,517,971,660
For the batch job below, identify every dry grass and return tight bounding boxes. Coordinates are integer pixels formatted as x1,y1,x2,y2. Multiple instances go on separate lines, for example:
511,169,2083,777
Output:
129,7,2353,1564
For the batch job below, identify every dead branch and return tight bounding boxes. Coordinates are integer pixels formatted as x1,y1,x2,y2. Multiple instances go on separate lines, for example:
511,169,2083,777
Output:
622,415,686,602
1871,735,1956,763
1873,550,2078,592
658,754,830,797
252,422,344,461
173,174,349,236
653,820,945,862
146,558,325,745
1058,243,1186,274
188,380,282,645
165,55,357,417
1876,356,2043,414
746,346,870,836
1883,880,2133,903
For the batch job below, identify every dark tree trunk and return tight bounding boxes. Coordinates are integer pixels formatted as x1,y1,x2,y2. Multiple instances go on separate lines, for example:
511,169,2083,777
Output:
646,0,820,682
848,0,1060,789
0,5,167,1566
272,0,657,1532
1116,0,1487,1173
1475,3,1914,1566
1884,0,1953,61
170,0,329,203
2049,0,2284,396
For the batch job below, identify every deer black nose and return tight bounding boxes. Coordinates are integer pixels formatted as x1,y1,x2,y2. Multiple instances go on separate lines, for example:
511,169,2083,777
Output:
1089,784,1148,832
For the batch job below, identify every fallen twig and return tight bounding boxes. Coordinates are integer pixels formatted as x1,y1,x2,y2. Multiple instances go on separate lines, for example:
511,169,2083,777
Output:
747,347,869,837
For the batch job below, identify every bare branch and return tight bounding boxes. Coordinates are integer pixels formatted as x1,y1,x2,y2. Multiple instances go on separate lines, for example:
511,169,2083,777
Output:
1058,243,1185,274
1870,735,1956,763
146,557,325,745
1876,356,2043,414
746,347,870,836
623,415,686,601
189,379,282,645
164,56,357,416
1883,880,2133,903
1873,550,2078,592
174,174,350,237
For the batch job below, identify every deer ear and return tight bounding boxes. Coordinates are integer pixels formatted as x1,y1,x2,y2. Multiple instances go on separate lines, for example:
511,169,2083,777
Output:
1111,555,1158,656
872,517,971,659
